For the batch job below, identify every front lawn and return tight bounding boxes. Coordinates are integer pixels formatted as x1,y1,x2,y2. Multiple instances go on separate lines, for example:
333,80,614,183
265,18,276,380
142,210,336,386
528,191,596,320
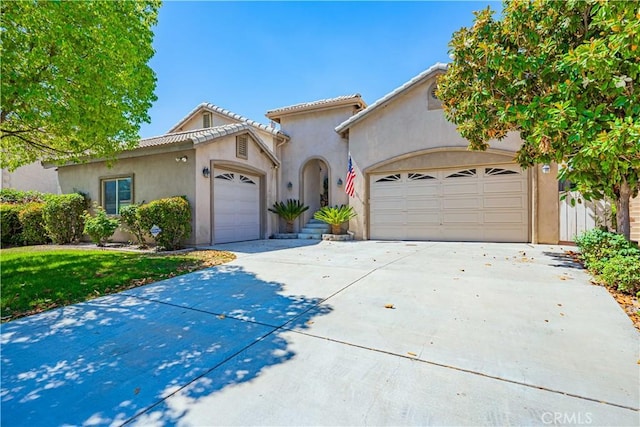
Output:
0,247,235,321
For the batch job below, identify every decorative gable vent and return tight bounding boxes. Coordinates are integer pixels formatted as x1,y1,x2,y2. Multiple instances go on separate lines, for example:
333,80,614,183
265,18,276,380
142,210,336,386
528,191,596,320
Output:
236,134,248,159
203,112,212,128
427,82,442,111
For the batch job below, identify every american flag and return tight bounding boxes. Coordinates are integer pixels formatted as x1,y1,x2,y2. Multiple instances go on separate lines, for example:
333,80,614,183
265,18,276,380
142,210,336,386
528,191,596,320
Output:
345,153,356,197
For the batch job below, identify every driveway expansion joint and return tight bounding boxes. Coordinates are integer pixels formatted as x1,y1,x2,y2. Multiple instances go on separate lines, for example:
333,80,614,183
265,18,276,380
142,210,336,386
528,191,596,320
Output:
291,331,640,413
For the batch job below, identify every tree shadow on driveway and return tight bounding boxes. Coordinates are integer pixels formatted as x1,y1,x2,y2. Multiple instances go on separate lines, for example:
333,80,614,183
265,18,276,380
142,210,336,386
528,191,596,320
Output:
0,266,332,426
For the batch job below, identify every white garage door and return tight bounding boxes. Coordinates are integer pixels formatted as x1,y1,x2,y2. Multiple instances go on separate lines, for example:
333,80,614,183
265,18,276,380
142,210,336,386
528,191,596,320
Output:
370,165,528,242
213,169,260,244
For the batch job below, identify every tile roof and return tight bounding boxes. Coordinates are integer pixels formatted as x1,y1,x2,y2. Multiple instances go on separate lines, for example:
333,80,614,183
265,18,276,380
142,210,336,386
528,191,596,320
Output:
335,63,448,134
167,102,288,139
266,94,366,119
137,123,280,165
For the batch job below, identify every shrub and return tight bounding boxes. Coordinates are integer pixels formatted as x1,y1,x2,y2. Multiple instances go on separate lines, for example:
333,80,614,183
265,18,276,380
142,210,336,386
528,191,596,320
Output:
600,254,640,295
138,196,191,250
0,189,45,204
83,204,119,246
1,204,23,247
119,204,148,248
313,205,356,235
18,203,49,245
42,193,88,244
575,229,637,272
268,199,309,233
575,228,640,295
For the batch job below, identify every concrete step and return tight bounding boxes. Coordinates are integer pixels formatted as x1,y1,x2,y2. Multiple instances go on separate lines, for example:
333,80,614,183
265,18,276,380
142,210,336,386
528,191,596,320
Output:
297,232,322,240
300,227,328,234
307,218,325,225
303,223,330,230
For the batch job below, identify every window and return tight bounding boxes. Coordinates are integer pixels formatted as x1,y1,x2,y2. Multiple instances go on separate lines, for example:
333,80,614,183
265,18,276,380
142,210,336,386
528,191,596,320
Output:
427,82,442,110
375,174,401,183
102,176,132,215
203,112,211,128
445,169,476,178
236,134,248,159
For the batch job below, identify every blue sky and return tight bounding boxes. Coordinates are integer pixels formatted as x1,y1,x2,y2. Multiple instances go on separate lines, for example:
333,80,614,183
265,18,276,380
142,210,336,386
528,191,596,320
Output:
140,1,501,138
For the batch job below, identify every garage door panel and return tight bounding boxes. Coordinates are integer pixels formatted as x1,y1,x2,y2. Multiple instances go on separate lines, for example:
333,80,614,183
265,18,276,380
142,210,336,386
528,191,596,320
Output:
406,197,440,210
370,164,528,242
406,212,440,224
406,184,439,196
484,211,527,224
483,180,525,193
442,212,482,224
443,197,480,210
442,182,479,195
483,195,526,209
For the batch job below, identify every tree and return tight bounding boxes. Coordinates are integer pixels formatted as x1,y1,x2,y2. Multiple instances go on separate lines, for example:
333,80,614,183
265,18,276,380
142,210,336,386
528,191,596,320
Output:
437,0,640,239
0,0,160,170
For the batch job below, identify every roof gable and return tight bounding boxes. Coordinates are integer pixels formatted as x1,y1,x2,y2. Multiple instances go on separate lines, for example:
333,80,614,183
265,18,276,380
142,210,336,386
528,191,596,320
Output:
167,102,288,140
335,63,447,135
138,123,279,166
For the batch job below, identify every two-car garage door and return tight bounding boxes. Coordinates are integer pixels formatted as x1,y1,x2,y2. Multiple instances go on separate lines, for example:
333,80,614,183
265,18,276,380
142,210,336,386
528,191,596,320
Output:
213,168,260,244
370,165,528,242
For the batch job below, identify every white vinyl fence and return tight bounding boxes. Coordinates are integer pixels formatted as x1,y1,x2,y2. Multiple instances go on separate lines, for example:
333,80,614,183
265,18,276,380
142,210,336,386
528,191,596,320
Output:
559,191,612,242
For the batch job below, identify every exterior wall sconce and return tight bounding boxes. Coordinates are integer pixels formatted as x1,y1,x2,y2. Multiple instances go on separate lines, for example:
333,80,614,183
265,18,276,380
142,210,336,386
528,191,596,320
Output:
175,156,188,163
541,164,551,174
337,178,343,186
202,167,210,178
287,182,293,190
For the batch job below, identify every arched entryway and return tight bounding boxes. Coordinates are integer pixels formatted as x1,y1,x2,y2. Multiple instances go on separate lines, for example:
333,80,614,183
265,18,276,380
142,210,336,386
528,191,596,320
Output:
300,157,330,224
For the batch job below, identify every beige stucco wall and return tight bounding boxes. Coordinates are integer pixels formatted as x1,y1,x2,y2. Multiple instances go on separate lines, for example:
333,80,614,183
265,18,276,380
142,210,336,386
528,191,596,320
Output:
534,163,560,244
277,106,358,229
2,162,60,194
343,72,558,243
57,150,196,244
193,133,278,245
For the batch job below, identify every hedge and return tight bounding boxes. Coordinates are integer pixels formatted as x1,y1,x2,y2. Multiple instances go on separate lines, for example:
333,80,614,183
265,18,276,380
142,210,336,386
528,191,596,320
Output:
138,196,191,250
18,203,49,245
42,193,88,244
0,204,23,247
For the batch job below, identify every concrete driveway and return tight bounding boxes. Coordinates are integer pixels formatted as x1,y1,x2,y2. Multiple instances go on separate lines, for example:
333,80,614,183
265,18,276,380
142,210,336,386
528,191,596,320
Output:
1,241,638,426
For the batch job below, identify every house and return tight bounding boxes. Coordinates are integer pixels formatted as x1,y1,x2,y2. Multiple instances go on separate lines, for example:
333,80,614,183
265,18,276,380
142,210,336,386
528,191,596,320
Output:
54,63,639,245
2,161,60,194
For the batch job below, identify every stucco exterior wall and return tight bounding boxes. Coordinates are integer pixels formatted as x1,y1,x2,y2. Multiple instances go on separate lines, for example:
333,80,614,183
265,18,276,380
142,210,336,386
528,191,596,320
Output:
535,163,560,244
2,162,60,194
193,134,278,245
277,107,357,228
57,150,195,244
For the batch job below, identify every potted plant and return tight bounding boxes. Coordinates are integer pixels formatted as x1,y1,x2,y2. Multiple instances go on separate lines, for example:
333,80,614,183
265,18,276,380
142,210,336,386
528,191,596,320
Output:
313,205,356,235
268,199,309,233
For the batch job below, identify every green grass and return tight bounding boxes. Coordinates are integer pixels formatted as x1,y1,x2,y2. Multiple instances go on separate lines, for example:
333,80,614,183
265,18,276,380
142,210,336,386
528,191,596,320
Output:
0,247,234,321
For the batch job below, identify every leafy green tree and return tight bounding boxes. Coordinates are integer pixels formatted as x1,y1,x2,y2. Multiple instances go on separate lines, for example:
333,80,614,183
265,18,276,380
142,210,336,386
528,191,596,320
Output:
0,0,160,170
437,0,640,239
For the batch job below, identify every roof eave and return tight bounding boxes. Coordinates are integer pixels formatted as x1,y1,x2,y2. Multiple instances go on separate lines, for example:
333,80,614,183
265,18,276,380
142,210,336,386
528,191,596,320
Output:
266,98,367,121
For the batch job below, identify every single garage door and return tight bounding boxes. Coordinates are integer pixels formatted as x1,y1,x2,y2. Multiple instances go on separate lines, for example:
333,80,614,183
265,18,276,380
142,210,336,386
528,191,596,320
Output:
370,165,528,242
213,168,260,244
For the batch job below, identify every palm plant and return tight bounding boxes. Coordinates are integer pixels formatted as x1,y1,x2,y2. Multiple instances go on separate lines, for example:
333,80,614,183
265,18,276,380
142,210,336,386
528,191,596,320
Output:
268,199,309,233
313,205,356,235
